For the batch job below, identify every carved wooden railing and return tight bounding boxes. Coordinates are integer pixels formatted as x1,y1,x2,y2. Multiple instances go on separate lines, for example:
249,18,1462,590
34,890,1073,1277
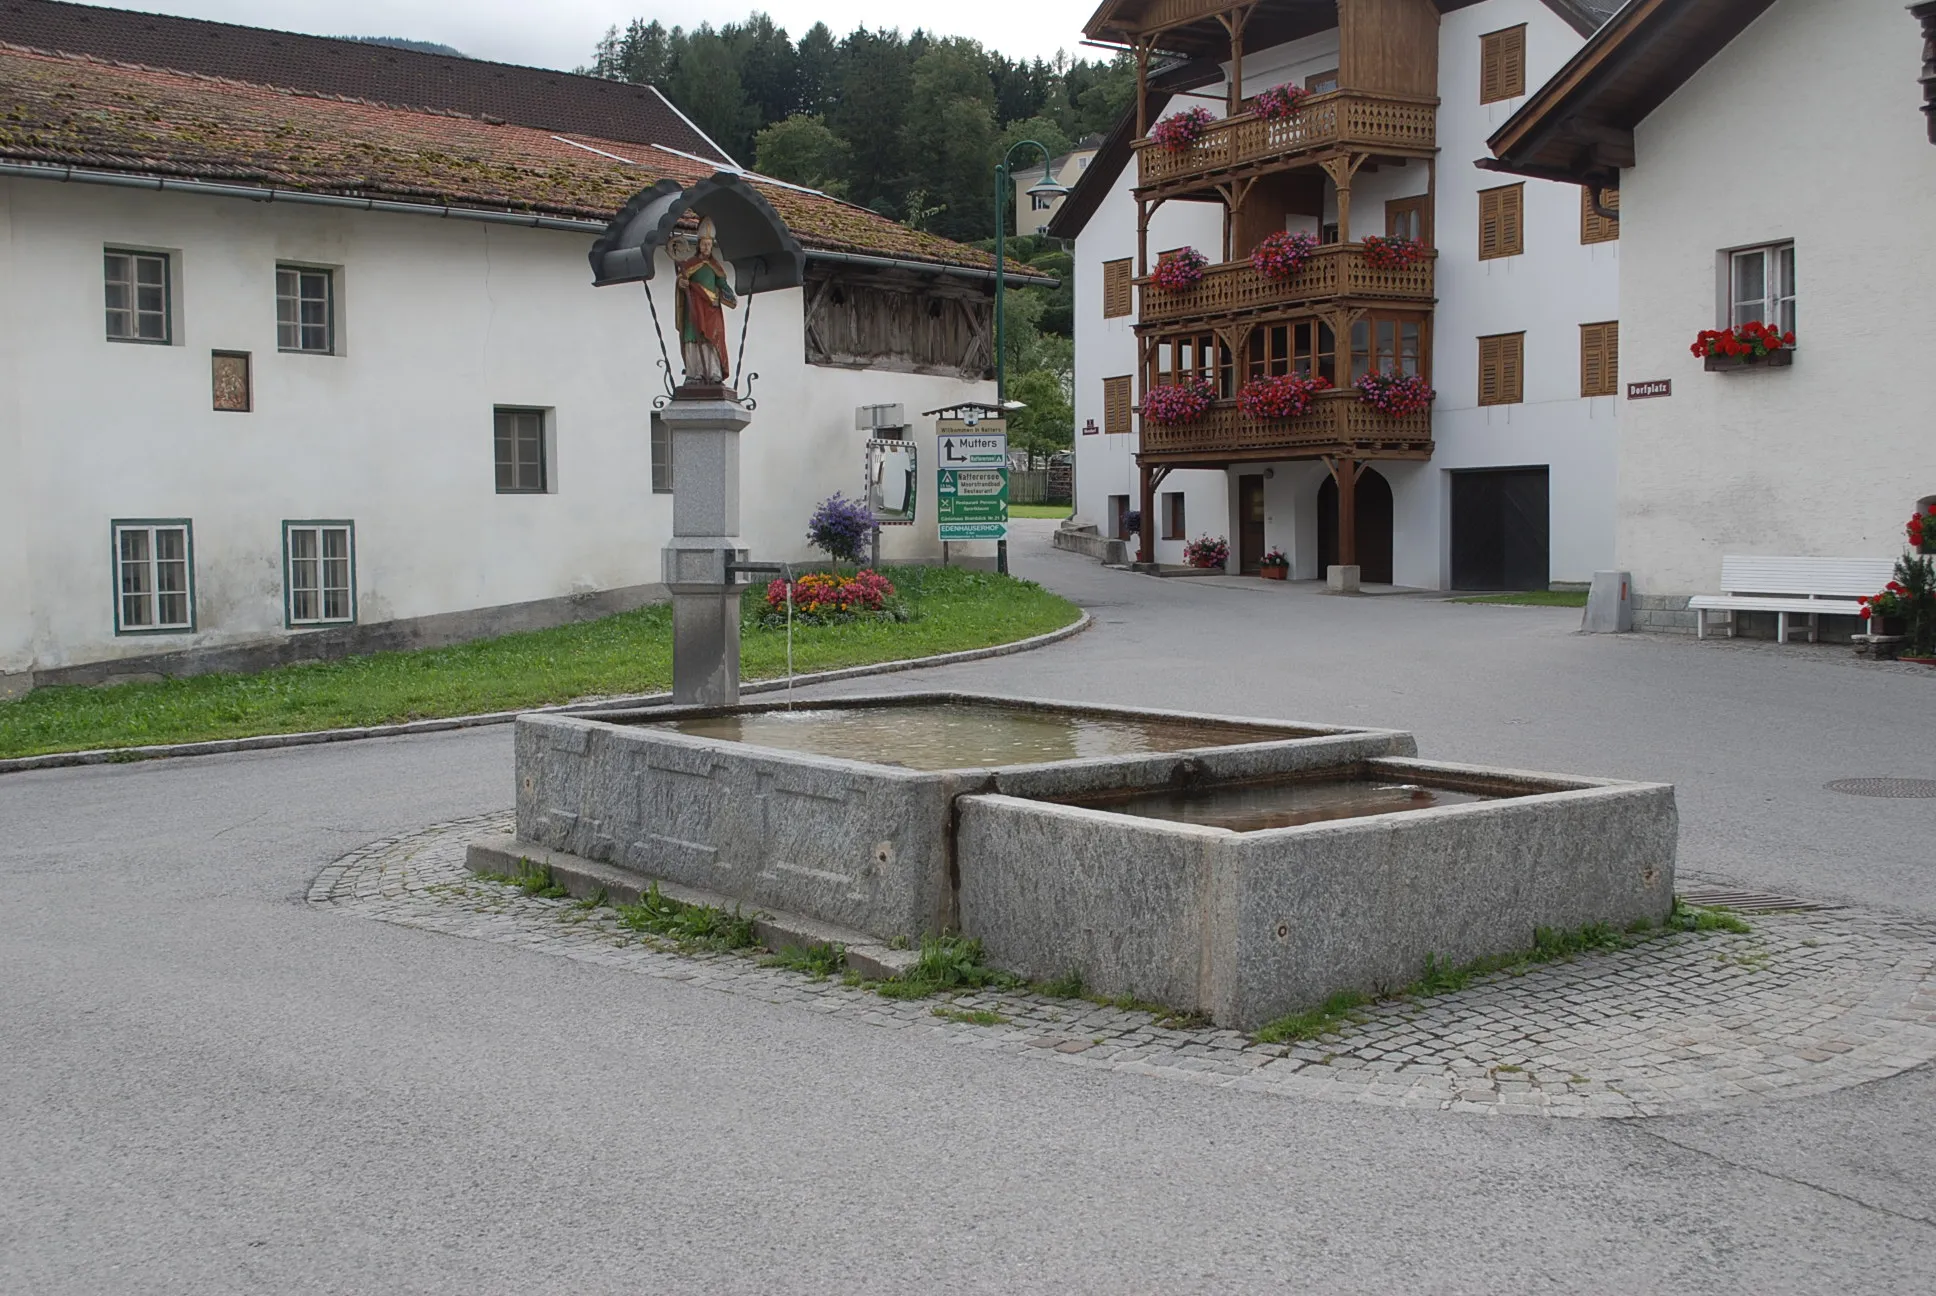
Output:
1138,391,1433,460
1136,92,1438,191
1138,245,1436,326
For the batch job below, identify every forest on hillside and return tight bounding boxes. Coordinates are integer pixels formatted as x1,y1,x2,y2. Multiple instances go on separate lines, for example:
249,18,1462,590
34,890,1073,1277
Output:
583,13,1128,459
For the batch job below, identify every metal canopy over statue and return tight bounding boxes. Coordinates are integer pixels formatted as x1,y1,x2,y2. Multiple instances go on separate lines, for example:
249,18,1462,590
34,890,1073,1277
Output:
590,172,806,703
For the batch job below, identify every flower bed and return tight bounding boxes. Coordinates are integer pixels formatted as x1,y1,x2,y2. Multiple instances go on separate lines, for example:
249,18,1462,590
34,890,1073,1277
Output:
1251,84,1311,122
1251,230,1320,282
1911,503,1936,556
1150,107,1216,152
1692,321,1794,364
1354,371,1435,417
1184,535,1229,570
1141,378,1217,425
1238,373,1331,420
1151,247,1209,292
1861,510,1936,656
764,569,897,624
1360,235,1430,270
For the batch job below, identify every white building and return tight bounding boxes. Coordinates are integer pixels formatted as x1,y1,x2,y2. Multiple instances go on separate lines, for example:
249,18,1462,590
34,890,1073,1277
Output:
1052,0,1619,589
1488,0,1936,630
1013,135,1104,238
0,29,1032,692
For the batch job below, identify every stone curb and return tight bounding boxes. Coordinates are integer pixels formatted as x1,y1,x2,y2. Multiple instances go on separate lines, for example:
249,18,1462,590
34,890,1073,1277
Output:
0,611,1093,777
465,834,922,982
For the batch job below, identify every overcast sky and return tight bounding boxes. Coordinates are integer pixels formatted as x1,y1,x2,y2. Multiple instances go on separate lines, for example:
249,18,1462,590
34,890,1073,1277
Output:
103,2,1105,71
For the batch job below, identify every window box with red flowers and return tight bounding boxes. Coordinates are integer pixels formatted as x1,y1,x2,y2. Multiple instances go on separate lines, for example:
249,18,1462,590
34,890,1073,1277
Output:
1238,373,1331,420
1150,247,1209,292
1150,107,1216,152
1354,370,1435,417
1141,378,1217,425
1251,230,1319,282
1259,546,1289,580
1360,235,1431,270
1250,84,1311,122
1693,321,1795,371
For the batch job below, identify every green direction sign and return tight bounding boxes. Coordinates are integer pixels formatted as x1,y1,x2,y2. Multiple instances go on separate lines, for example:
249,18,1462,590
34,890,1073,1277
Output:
937,433,1008,541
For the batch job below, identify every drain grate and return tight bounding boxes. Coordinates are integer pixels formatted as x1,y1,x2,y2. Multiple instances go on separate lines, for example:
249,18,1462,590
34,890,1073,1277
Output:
1679,885,1838,914
1826,778,1936,799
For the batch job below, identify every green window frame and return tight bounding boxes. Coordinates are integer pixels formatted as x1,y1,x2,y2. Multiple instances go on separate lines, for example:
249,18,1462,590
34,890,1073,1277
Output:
111,519,195,635
282,521,357,628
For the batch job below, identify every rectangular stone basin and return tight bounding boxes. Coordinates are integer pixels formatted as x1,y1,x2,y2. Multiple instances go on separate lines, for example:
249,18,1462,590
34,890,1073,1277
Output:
511,693,1417,941
955,758,1677,1030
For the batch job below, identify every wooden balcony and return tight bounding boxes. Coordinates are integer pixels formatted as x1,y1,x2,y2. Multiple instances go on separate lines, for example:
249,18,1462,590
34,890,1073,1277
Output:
1138,391,1434,465
1138,244,1436,328
1135,92,1438,196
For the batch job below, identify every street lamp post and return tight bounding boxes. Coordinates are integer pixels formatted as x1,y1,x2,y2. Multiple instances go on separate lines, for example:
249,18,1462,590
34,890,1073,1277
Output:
993,140,1070,576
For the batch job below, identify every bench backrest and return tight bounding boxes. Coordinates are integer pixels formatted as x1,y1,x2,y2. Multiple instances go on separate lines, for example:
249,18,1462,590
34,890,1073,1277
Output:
1719,555,1896,598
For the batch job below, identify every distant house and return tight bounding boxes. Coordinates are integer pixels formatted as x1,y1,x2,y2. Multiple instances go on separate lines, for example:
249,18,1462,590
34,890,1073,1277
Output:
1488,0,1936,630
0,9,1039,691
1013,135,1104,238
1050,0,1621,589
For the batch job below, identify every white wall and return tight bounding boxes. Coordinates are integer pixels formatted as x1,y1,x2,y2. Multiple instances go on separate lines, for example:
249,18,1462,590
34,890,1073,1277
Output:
1618,0,1936,596
0,179,991,673
0,182,28,677
1070,0,1615,586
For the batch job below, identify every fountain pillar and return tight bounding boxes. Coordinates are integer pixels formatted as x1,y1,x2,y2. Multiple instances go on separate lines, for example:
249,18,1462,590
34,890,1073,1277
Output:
661,393,754,706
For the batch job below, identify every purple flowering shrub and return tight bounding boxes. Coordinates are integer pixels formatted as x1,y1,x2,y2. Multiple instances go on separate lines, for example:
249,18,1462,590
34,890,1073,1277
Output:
807,492,876,564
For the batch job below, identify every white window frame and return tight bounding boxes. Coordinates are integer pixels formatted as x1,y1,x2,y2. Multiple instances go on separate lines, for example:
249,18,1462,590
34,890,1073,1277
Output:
276,265,335,354
494,407,549,494
112,520,195,634
283,521,357,627
104,249,171,344
1728,243,1796,335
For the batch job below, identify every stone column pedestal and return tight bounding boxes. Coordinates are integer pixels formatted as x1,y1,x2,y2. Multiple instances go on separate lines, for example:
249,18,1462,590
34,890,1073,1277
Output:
660,395,754,706
1326,564,1361,593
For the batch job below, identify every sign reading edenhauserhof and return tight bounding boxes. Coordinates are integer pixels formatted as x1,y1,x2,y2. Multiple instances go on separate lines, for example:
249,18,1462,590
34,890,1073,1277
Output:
937,432,1009,540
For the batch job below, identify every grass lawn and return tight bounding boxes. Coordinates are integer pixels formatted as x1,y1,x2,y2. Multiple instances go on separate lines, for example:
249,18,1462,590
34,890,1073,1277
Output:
1450,589,1589,608
0,567,1080,759
1009,503,1073,519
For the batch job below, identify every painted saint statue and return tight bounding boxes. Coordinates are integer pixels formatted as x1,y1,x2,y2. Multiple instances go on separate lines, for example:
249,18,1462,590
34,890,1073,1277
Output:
673,217,738,384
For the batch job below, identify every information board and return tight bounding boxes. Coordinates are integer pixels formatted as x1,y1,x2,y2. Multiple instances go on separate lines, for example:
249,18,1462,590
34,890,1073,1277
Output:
936,432,1009,541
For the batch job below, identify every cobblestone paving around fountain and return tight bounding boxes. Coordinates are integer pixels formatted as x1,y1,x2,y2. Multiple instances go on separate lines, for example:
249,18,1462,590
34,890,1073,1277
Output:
311,815,1936,1120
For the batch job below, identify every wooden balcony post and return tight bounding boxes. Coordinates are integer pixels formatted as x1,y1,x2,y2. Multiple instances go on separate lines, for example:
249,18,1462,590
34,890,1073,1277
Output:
1135,42,1153,137
1326,455,1362,568
1218,4,1256,115
1320,153,1369,245
1138,460,1157,564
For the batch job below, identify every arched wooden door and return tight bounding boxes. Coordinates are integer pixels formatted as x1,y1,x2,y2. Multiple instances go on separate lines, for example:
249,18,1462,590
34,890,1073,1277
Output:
1316,467,1394,584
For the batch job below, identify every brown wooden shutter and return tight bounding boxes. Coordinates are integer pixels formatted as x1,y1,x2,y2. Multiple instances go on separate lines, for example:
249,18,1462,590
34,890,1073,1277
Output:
1478,333,1525,407
1580,322,1619,397
1102,259,1133,318
1480,26,1527,104
1479,184,1524,260
1104,375,1132,433
1580,186,1620,245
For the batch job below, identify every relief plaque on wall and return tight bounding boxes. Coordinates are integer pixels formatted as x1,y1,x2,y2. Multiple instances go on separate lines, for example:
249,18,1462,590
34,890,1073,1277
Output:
212,350,252,413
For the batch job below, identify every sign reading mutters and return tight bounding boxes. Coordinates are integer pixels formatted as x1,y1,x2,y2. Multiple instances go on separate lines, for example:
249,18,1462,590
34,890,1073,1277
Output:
1627,379,1672,400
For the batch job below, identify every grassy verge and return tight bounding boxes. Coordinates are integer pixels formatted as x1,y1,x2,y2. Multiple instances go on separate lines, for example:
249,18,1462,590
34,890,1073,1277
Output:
1009,503,1073,519
1253,900,1752,1044
0,566,1079,759
1450,589,1589,608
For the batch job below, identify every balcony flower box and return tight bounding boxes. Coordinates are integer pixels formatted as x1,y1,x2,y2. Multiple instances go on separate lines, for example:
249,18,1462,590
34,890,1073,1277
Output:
1141,378,1217,425
1694,321,1794,371
1151,247,1209,292
1260,547,1289,580
1251,85,1311,122
1361,235,1430,270
1150,107,1216,152
1355,370,1435,418
1238,373,1331,420
1251,230,1319,282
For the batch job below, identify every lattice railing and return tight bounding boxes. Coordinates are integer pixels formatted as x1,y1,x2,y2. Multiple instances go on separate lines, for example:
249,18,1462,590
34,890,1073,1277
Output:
1136,92,1437,190
1138,245,1436,326
1138,392,1433,459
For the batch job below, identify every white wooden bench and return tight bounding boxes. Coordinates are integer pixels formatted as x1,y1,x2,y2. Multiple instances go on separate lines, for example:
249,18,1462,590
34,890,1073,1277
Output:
1688,556,1896,642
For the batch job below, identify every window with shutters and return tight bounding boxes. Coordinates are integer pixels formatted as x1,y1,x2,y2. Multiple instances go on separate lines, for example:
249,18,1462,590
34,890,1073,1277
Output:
1103,375,1133,434
1102,259,1133,319
1385,195,1432,245
1478,333,1525,406
1580,322,1619,398
1480,25,1527,104
1581,186,1620,245
1478,184,1525,260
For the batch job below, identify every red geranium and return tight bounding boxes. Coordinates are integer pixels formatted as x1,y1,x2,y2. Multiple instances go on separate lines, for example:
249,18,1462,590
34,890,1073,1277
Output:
1691,321,1795,360
1361,235,1430,270
1151,247,1209,292
1251,230,1319,282
1251,84,1311,121
1141,378,1217,424
1238,373,1331,420
1150,107,1216,152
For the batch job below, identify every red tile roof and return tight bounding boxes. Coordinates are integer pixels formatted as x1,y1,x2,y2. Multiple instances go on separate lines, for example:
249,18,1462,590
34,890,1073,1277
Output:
0,44,1026,278
0,0,732,160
